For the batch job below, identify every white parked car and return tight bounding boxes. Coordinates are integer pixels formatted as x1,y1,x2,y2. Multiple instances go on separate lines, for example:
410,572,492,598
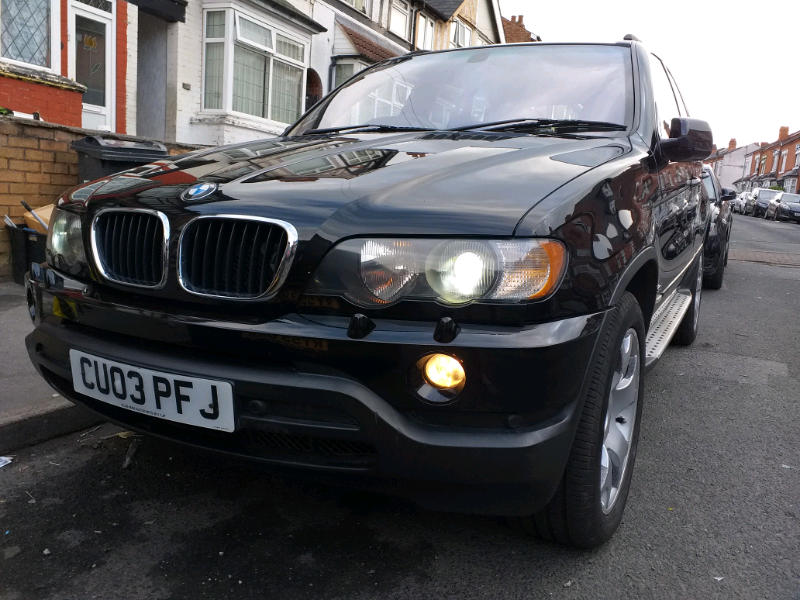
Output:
733,193,749,214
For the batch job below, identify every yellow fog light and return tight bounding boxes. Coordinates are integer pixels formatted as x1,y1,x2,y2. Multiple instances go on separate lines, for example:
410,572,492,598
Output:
422,354,465,390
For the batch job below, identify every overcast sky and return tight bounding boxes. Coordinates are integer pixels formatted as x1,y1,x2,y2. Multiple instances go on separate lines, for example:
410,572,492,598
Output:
498,0,800,149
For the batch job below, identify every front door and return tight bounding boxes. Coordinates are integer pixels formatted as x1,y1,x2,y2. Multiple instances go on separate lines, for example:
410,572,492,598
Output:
69,1,114,131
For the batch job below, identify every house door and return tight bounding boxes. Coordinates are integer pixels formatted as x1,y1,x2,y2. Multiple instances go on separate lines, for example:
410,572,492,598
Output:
69,1,114,131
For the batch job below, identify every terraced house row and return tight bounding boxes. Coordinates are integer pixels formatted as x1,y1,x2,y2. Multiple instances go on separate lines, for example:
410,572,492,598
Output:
0,0,540,143
736,127,800,194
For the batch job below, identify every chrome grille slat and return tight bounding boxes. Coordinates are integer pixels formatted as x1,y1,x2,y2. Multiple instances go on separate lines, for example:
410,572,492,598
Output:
92,209,168,289
179,216,297,300
133,216,144,282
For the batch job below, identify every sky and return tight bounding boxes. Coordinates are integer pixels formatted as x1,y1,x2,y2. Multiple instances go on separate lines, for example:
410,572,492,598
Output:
498,0,800,150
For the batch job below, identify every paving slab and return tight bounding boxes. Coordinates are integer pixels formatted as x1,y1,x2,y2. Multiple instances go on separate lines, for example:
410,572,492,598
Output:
727,249,800,266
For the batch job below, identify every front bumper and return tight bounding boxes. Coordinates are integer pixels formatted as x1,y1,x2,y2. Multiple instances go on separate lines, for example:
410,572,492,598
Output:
25,267,608,515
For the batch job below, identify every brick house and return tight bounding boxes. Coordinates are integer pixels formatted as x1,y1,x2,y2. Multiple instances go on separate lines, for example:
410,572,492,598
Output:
738,127,800,194
2,0,506,144
502,14,540,43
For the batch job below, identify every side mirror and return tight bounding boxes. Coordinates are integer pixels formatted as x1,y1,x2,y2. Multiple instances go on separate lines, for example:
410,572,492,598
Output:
659,118,713,162
721,188,737,201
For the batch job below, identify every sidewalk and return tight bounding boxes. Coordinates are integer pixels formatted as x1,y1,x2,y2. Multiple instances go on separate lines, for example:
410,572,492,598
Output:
728,249,800,267
0,281,102,454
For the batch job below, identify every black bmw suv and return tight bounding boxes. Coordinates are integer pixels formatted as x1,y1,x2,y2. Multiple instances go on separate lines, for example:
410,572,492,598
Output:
26,39,712,548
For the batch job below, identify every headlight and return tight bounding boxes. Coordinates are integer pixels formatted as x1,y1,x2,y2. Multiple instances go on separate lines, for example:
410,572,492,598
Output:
307,237,567,307
47,209,87,271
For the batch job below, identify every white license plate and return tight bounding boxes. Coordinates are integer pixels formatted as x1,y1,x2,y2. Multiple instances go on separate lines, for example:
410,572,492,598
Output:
69,350,235,432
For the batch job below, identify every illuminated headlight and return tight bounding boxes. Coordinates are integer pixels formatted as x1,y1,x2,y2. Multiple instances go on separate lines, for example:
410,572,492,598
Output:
47,209,86,271
307,237,567,307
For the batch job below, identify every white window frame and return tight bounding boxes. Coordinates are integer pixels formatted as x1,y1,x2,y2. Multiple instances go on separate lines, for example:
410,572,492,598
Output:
333,59,368,89
341,0,369,15
416,13,435,50
449,19,472,49
235,12,274,54
794,143,800,170
779,150,788,173
389,0,410,40
0,0,61,74
201,5,309,127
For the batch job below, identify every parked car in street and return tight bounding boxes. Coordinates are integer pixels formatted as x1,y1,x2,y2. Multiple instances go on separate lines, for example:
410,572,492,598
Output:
25,39,713,549
744,191,758,215
751,188,781,218
733,192,749,214
701,167,734,289
771,192,800,223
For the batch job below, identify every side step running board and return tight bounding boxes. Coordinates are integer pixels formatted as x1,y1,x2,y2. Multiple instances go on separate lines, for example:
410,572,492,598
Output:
644,290,692,371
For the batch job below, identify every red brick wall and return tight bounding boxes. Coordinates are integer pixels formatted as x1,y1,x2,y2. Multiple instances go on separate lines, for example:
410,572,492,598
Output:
0,76,83,127
115,0,127,134
502,16,534,43
0,117,201,283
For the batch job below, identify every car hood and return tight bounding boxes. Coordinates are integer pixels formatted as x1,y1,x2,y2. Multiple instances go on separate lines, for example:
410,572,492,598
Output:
65,131,628,242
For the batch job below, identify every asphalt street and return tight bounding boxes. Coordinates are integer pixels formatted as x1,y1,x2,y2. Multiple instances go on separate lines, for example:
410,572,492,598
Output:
1,215,799,600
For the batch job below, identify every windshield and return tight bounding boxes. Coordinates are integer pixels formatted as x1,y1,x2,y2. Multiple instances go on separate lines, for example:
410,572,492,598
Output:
290,45,633,134
780,193,800,204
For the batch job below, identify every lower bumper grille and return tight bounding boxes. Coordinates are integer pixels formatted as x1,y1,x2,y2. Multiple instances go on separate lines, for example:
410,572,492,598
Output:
40,367,378,469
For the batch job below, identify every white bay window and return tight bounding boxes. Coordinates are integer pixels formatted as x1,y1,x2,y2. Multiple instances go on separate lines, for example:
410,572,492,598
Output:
203,8,308,126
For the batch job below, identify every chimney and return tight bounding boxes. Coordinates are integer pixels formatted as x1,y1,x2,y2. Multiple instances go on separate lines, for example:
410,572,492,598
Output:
511,15,517,23
728,138,736,151
779,126,789,141
711,144,717,154
517,15,524,26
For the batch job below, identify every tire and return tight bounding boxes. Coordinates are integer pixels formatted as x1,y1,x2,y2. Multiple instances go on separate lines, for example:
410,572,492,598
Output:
703,251,724,290
672,249,703,346
518,292,645,549
724,237,729,267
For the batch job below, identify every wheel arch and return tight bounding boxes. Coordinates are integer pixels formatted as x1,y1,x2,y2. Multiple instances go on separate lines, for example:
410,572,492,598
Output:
610,247,658,331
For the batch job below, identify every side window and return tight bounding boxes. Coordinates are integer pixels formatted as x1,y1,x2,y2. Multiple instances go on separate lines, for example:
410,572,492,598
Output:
701,173,717,202
649,54,681,139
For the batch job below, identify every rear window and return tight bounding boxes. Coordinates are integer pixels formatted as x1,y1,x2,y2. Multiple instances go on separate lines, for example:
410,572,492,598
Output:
759,190,779,201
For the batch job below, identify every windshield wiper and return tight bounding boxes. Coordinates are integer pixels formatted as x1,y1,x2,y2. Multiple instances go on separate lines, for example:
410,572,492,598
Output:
454,118,627,133
303,124,432,135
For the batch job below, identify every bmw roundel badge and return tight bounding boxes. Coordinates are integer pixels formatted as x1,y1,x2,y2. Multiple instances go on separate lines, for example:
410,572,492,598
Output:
182,182,218,202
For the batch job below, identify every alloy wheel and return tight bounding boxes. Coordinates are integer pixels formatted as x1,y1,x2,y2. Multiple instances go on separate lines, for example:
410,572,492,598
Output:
600,328,640,514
